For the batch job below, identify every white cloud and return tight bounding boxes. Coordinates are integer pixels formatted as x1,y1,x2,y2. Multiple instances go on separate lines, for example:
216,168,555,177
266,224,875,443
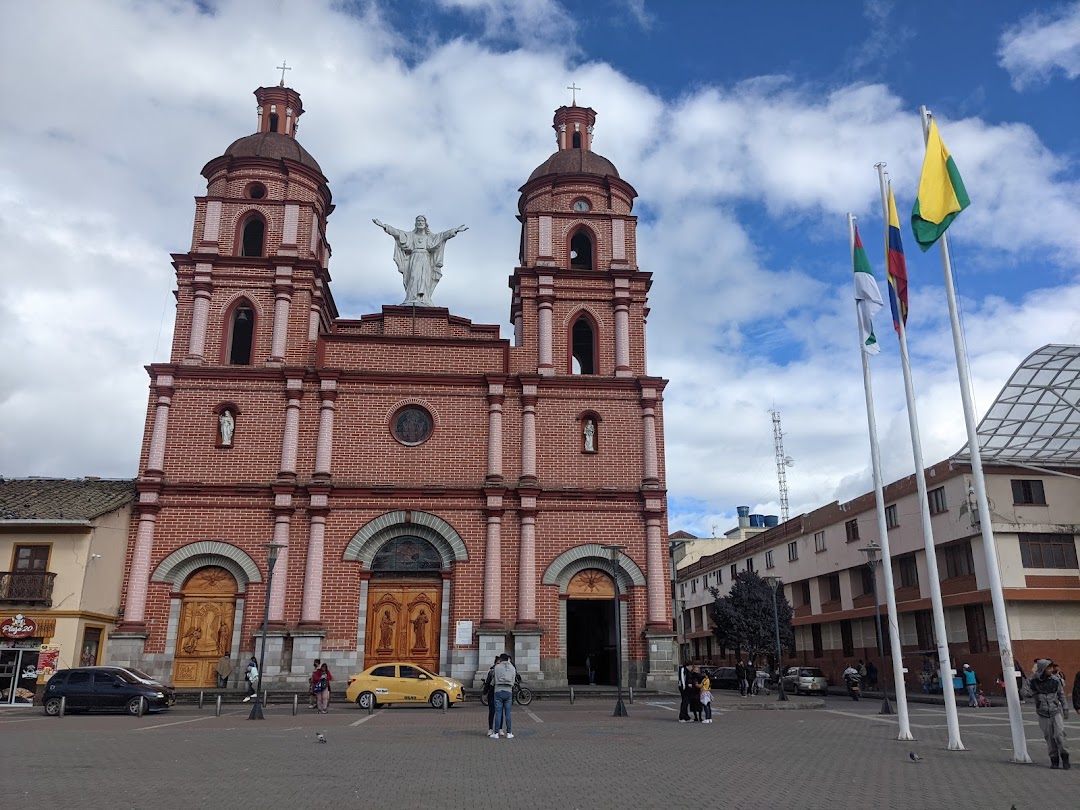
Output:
998,1,1080,89
434,0,576,47
2,0,1079,541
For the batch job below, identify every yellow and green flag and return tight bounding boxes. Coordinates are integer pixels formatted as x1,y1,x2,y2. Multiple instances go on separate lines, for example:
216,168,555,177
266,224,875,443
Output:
911,119,970,251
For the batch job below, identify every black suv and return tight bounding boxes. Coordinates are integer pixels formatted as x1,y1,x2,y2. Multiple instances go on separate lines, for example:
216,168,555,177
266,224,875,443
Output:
43,666,175,716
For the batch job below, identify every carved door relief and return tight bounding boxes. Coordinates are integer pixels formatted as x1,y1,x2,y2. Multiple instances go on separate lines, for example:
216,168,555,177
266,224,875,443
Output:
364,581,440,673
173,567,237,688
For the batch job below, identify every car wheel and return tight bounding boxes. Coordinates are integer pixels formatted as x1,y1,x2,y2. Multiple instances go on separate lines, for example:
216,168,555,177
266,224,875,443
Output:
429,690,447,709
357,691,376,710
44,697,62,716
126,697,145,716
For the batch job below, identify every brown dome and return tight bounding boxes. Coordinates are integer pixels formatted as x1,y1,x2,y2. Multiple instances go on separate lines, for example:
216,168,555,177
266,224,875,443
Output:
223,131,322,174
527,148,620,182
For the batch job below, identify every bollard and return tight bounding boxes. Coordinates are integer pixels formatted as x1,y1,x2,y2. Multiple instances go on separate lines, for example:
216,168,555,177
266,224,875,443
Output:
367,699,374,716
199,690,204,709
59,696,66,717
570,686,575,705
215,695,222,717
292,694,298,716
262,690,268,708
137,696,146,717
442,696,447,715
629,687,634,704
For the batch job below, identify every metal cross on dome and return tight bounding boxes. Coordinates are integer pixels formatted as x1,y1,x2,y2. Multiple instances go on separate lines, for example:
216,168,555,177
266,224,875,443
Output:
276,60,292,86
567,82,581,105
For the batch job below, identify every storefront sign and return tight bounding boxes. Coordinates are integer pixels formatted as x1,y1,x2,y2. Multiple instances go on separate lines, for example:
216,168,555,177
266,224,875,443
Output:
1,614,37,639
37,647,60,677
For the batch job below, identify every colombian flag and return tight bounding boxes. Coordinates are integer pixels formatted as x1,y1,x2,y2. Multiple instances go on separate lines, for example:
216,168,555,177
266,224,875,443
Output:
886,185,908,332
911,119,970,250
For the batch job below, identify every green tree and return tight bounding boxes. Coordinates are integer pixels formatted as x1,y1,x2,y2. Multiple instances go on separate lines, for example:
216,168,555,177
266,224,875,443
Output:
709,571,795,668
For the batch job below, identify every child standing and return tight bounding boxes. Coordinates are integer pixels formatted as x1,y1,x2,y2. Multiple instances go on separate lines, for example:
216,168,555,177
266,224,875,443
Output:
700,671,713,724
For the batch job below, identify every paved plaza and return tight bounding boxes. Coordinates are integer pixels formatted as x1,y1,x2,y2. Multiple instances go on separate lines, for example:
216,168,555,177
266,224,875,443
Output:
1,691,1074,809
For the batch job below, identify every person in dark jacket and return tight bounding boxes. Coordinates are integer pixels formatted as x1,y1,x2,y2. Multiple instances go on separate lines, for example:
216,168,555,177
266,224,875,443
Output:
677,662,692,722
688,665,703,722
735,661,747,697
483,656,498,735
1022,659,1070,769
1072,669,1079,712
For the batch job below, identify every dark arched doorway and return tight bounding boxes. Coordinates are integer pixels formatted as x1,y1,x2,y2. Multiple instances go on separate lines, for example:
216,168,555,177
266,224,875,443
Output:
565,569,616,685
364,536,442,673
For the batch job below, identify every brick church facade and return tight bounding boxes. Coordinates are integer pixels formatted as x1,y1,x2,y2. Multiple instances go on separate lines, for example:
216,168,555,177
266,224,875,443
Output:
109,84,675,691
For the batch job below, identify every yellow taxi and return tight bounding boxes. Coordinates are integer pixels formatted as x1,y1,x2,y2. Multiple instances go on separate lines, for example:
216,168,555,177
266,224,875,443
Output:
345,662,465,709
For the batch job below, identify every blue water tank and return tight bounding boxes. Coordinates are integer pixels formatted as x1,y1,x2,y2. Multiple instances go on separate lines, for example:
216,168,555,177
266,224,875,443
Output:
749,514,765,527
736,506,750,518
764,515,780,528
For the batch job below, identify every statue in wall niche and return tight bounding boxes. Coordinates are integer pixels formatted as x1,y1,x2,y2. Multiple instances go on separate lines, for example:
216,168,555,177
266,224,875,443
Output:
583,419,596,452
373,215,468,306
219,409,235,446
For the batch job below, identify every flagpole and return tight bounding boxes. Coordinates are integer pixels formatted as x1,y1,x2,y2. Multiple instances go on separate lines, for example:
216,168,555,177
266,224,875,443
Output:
864,177,914,742
919,107,1031,764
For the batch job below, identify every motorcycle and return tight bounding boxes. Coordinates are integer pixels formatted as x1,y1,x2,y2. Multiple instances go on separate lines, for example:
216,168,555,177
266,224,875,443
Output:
844,672,861,701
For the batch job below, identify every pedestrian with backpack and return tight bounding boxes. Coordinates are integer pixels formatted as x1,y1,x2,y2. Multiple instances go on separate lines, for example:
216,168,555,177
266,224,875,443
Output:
243,656,259,702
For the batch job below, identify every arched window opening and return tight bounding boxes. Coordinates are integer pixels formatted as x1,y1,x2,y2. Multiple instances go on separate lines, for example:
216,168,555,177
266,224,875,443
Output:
570,231,593,271
240,217,265,257
371,536,443,579
572,317,596,374
228,305,254,365
268,112,279,133
572,131,582,148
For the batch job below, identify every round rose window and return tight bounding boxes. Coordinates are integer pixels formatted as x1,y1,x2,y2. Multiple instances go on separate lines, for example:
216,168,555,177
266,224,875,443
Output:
392,406,433,446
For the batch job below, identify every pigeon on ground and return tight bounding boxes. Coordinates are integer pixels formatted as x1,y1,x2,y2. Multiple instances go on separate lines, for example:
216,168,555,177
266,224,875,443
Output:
316,732,327,743
909,752,922,762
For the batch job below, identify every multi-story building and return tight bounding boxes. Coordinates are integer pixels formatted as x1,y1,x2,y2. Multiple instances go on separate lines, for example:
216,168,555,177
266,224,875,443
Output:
0,478,135,706
676,345,1080,689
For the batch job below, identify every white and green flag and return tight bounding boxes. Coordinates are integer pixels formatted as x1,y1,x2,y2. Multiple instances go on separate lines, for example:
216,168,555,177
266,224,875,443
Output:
853,223,884,355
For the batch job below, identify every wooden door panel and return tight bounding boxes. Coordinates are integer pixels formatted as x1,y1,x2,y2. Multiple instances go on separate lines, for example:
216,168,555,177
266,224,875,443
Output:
173,567,237,688
365,581,440,673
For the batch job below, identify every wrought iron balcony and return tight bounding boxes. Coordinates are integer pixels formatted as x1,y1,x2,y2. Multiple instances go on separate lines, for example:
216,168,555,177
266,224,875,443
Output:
0,571,56,606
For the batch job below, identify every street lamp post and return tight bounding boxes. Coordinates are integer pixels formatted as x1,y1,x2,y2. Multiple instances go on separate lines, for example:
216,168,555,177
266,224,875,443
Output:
601,544,628,717
860,542,894,715
248,542,283,721
764,576,789,702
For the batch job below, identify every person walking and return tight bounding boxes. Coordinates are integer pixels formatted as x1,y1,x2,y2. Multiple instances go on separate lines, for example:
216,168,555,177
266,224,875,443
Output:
677,661,692,721
482,656,498,735
699,669,713,724
1023,659,1070,769
962,663,978,707
313,662,333,713
735,660,747,697
243,656,258,702
490,654,516,739
214,651,234,688
865,660,878,692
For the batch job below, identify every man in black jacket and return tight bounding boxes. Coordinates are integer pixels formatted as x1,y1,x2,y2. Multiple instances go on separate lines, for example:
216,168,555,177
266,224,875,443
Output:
1072,669,1079,713
735,661,746,697
483,656,498,735
677,662,692,722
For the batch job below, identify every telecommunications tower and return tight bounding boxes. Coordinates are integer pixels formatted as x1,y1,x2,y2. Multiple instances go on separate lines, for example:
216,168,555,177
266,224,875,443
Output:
771,410,794,522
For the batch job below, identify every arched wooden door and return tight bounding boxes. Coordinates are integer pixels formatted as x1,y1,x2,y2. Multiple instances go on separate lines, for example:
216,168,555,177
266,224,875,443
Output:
172,567,237,687
364,536,442,673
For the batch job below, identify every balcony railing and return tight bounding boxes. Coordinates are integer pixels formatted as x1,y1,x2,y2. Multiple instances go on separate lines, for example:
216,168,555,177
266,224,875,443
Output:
0,571,56,606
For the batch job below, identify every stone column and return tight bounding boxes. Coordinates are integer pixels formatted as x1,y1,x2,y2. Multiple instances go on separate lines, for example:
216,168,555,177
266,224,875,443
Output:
268,505,291,624
278,379,303,477
519,383,538,485
185,265,213,364
313,381,337,478
481,509,503,626
486,379,504,482
145,373,174,476
537,275,554,375
308,279,323,342
645,513,667,629
300,501,328,627
614,275,632,377
516,504,537,627
120,497,159,628
269,267,293,365
640,386,660,486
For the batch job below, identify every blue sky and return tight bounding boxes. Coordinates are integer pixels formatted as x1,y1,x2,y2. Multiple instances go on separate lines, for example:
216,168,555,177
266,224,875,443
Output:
2,0,1078,536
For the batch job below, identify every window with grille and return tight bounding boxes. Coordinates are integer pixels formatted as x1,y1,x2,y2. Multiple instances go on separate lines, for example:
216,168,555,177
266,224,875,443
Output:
787,541,798,561
943,541,975,578
1019,533,1078,569
746,557,755,572
691,579,697,593
928,486,947,515
898,555,919,588
765,550,775,569
814,531,826,553
1011,479,1046,505
845,519,860,543
730,564,737,580
885,504,899,529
